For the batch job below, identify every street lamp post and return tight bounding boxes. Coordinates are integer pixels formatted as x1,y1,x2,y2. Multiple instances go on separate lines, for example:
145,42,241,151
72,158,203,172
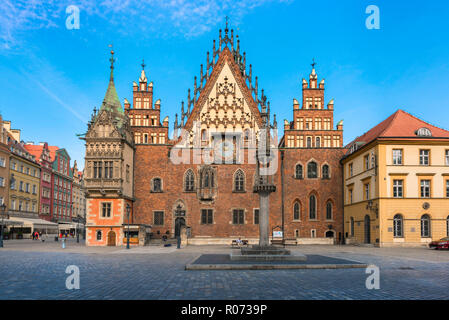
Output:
126,204,131,249
76,216,80,243
0,203,7,248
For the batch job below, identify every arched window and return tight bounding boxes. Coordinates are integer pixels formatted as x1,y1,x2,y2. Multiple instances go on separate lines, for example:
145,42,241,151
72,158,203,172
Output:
350,217,354,236
152,178,162,192
307,161,318,178
234,170,245,192
316,137,321,148
322,165,330,179
326,201,332,220
201,129,208,142
96,230,102,241
421,214,431,238
393,214,403,238
309,195,316,219
307,137,312,148
293,202,300,220
295,164,303,179
184,170,195,192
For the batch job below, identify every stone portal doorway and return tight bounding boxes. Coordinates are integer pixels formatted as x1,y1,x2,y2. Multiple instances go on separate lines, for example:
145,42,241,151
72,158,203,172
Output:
364,215,371,244
107,231,116,246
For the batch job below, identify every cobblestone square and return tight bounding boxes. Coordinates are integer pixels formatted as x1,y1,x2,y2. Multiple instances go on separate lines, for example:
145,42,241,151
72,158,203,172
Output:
0,240,448,300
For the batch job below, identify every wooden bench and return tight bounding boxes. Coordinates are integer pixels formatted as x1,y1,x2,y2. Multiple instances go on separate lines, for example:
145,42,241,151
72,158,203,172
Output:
231,239,249,248
271,238,298,246
283,238,298,246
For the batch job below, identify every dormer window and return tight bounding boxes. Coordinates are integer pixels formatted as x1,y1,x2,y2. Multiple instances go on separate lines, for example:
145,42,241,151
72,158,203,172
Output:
416,127,432,137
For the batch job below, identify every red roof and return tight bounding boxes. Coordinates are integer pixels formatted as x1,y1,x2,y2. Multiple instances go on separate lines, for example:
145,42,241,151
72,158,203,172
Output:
351,109,449,146
23,144,60,162
23,144,45,160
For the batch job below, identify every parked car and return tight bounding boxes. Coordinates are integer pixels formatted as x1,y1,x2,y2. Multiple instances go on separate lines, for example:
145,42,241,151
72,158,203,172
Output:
429,237,449,250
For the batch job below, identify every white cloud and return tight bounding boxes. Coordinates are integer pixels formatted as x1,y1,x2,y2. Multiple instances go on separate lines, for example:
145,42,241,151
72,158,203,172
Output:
0,0,287,50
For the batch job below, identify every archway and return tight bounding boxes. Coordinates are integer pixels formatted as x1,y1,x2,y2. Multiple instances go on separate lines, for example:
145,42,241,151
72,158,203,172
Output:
325,230,335,238
107,231,116,246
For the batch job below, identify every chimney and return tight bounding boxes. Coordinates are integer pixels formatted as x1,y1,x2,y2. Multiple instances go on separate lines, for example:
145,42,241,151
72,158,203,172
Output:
327,99,334,110
284,119,290,131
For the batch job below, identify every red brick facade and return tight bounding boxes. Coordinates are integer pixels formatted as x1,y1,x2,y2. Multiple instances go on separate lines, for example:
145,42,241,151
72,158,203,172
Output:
124,29,345,244
86,28,345,245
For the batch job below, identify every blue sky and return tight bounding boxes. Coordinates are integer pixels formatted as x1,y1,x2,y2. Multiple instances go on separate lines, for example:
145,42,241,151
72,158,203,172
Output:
1,0,449,170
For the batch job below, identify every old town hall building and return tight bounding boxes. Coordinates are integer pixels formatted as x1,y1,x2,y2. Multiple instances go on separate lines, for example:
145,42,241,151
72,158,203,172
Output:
83,25,344,246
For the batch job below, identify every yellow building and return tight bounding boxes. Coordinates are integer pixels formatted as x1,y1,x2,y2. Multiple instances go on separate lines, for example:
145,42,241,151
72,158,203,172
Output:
342,110,449,247
5,129,41,220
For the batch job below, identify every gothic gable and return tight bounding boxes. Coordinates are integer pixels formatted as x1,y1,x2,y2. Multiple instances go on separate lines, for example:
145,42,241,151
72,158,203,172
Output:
183,47,262,135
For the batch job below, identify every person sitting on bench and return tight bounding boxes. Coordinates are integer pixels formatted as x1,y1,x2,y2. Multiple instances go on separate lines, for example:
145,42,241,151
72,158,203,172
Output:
236,237,243,247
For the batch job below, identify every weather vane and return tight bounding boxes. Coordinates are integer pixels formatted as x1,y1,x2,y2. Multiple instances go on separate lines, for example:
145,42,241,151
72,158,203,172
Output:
141,58,146,70
311,58,316,69
108,43,115,70
225,16,229,29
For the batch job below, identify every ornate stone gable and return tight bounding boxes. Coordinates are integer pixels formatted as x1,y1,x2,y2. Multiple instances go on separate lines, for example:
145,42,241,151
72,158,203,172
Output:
198,64,258,132
182,47,262,134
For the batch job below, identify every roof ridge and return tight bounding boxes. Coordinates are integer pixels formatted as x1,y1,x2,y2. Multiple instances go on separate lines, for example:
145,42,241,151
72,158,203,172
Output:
395,109,449,134
377,109,402,137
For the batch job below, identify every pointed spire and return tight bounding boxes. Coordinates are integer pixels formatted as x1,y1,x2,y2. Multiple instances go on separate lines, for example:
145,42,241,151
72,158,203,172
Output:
101,47,123,115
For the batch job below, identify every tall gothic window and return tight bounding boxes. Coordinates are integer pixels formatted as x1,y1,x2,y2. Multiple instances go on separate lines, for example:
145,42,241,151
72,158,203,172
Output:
421,214,431,238
293,201,300,220
307,161,318,179
295,164,303,179
309,195,316,219
200,167,215,188
326,201,332,220
322,165,330,179
393,214,403,238
184,170,195,192
234,170,245,192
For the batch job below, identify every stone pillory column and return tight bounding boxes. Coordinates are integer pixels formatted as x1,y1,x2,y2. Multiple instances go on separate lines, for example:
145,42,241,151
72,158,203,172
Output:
258,190,270,247
253,96,276,249
230,93,306,262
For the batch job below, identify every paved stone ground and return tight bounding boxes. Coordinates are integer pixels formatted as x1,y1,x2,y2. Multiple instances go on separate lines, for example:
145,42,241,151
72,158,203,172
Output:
0,240,448,300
